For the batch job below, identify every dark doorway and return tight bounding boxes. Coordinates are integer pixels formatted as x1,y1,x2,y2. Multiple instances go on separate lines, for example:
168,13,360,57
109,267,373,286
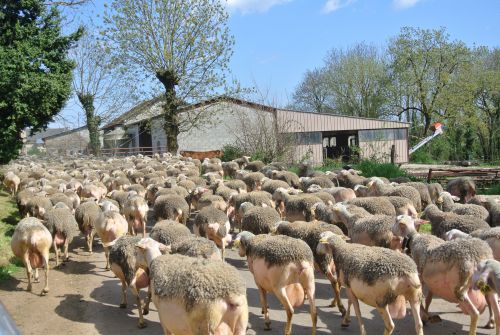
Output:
138,122,152,150
322,131,358,162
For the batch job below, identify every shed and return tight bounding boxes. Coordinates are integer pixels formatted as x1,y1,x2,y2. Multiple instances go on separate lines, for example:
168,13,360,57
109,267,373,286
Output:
102,97,410,164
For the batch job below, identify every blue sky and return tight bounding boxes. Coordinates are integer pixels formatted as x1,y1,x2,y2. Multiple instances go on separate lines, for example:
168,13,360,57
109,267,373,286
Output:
53,0,499,127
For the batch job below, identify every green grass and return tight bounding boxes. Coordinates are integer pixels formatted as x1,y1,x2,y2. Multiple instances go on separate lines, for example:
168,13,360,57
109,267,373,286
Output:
478,184,500,195
419,224,431,234
0,189,21,280
356,160,411,179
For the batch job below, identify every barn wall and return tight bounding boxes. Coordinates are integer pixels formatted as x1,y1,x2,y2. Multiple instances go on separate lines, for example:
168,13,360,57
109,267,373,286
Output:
277,110,409,132
44,129,91,154
292,144,323,165
151,119,167,153
359,139,408,163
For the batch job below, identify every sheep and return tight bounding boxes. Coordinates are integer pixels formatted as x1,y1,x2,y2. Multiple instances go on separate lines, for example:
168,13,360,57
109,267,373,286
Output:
437,191,490,222
447,177,476,203
337,169,366,188
95,210,129,269
271,170,301,189
392,215,498,334
234,232,316,334
193,206,232,260
427,182,444,204
472,259,500,330
317,231,423,335
320,186,356,202
214,185,238,202
447,227,500,262
3,171,20,195
468,197,500,227
273,187,322,222
368,177,422,211
48,193,74,212
346,197,397,216
305,188,335,205
16,189,34,217
149,220,192,245
240,202,281,235
422,204,490,239
276,220,347,316
196,194,227,212
300,176,334,192
11,217,52,295
123,195,149,236
222,179,247,193
25,195,53,219
221,161,239,178
242,172,265,191
404,182,433,208
387,196,418,218
244,160,265,172
153,194,189,224
99,198,120,212
75,201,102,253
261,179,290,195
170,236,221,260
109,235,162,328
135,238,248,335
228,191,274,227
42,207,78,266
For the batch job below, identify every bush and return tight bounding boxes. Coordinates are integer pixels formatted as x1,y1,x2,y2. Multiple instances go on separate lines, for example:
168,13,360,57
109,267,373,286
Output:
220,144,244,162
357,160,410,179
478,184,500,195
410,148,436,164
315,158,344,172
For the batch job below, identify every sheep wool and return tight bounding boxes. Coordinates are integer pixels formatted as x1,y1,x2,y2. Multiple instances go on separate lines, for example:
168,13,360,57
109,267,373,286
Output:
109,236,142,284
149,220,192,245
150,254,245,311
250,235,313,267
171,236,221,259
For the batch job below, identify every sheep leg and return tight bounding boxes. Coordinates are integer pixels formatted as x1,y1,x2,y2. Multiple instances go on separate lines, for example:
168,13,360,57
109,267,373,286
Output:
341,298,352,327
143,285,151,315
104,246,110,270
408,290,423,335
130,285,146,329
424,290,441,323
258,286,271,330
53,239,60,266
221,244,225,262
63,239,69,262
233,306,249,335
118,278,127,308
346,288,366,335
378,305,395,335
274,286,294,335
33,268,39,283
484,303,495,329
41,249,49,295
23,252,32,292
485,292,500,334
304,284,317,335
458,292,480,335
87,231,94,254
326,269,346,316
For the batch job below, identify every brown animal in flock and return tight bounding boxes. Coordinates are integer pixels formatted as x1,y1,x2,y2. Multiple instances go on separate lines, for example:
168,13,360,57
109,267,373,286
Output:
179,150,224,161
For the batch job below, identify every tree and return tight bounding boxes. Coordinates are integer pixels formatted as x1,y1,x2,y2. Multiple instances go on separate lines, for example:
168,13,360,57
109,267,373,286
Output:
388,27,470,137
103,0,235,153
291,43,390,118
0,0,82,164
71,30,137,155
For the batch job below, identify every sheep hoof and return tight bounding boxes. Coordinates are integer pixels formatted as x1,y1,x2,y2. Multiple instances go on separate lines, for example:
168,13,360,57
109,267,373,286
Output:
338,305,346,317
41,288,49,295
428,315,442,323
483,321,495,329
27,284,32,292
329,299,337,307
143,308,149,315
341,320,350,328
264,322,272,330
33,278,40,283
137,322,147,329
119,303,127,309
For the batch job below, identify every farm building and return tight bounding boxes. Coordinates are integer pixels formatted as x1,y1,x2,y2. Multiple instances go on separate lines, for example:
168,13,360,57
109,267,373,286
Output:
42,126,103,155
101,96,410,164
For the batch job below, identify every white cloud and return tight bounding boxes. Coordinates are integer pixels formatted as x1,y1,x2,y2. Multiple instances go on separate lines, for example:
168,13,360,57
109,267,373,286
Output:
393,0,421,9
226,0,293,14
322,0,356,13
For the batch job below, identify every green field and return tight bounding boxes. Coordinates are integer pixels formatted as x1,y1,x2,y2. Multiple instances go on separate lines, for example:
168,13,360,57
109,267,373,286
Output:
0,190,22,280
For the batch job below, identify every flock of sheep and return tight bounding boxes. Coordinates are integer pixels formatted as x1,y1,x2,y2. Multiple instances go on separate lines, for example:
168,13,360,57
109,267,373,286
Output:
2,153,500,335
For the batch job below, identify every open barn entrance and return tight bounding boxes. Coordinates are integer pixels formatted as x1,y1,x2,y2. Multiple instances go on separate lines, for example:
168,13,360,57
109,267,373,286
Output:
138,121,152,150
322,131,358,162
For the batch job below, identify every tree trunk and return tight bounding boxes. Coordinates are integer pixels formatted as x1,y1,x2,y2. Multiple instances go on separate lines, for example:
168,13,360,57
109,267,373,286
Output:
77,93,100,156
156,70,179,153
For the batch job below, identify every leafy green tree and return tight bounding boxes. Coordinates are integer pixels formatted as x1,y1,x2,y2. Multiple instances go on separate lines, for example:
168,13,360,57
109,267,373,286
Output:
0,0,82,164
388,27,470,137
291,43,390,118
103,0,235,153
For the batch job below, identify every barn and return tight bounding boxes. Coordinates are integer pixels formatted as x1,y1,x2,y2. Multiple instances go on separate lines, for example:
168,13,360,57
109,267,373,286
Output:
101,96,410,164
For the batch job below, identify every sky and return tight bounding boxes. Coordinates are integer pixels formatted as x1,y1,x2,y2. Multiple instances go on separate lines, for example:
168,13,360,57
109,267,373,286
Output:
52,0,500,128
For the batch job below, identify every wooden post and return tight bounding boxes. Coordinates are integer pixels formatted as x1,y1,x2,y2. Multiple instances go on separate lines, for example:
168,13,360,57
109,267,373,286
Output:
427,169,433,183
390,145,395,164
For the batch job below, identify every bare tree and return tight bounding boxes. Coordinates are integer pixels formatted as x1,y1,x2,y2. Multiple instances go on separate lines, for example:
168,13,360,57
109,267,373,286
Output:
71,30,137,155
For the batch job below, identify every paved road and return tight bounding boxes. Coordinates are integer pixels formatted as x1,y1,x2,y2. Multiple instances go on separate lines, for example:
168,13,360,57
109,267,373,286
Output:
0,234,496,335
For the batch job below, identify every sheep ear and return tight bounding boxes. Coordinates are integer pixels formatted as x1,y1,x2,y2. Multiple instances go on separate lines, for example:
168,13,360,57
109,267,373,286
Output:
451,195,460,202
158,244,171,254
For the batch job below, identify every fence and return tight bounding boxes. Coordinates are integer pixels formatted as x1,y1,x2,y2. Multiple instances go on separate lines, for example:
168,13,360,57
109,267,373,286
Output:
100,146,168,157
408,167,500,189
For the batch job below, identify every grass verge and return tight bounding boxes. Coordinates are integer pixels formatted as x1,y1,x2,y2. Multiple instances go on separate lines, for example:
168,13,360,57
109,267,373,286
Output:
0,190,21,280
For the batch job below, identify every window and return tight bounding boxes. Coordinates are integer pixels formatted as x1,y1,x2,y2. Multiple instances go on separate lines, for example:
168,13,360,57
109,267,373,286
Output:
322,137,329,148
295,132,322,145
330,137,337,147
358,129,406,142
